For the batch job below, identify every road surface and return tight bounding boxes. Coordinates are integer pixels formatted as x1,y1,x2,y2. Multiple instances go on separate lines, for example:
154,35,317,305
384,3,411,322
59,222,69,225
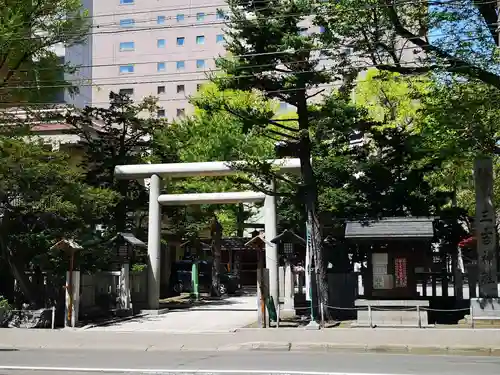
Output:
0,349,499,375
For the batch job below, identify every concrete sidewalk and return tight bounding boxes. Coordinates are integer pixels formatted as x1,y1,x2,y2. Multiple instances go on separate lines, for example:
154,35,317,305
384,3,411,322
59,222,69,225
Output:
1,327,500,355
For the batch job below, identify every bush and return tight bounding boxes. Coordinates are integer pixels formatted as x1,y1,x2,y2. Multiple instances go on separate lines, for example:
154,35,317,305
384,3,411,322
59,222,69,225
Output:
0,295,11,310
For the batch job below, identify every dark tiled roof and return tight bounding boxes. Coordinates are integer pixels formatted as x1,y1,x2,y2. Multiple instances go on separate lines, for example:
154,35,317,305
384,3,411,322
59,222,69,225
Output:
345,217,435,239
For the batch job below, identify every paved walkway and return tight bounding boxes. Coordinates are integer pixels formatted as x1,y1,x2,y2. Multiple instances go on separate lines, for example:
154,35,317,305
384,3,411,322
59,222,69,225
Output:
2,327,500,354
87,295,257,333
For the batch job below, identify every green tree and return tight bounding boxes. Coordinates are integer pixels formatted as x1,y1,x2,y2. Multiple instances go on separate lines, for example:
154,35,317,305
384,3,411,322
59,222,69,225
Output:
0,0,88,105
0,137,117,307
67,92,165,235
199,0,337,311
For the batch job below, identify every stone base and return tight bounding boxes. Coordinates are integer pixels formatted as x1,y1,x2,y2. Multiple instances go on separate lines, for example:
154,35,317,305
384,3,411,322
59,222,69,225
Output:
470,298,500,321
139,308,169,315
305,320,321,330
115,308,133,318
355,299,429,327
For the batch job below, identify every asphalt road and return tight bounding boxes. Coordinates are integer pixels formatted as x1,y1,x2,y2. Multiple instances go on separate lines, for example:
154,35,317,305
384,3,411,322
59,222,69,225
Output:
0,349,499,375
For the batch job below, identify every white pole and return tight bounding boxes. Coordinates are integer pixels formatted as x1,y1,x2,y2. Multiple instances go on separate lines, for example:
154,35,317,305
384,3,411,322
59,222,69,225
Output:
368,304,373,328
51,306,55,329
320,302,325,327
264,180,278,313
147,174,162,310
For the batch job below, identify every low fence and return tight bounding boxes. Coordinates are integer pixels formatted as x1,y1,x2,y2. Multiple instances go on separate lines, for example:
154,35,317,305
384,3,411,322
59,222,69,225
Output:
288,303,476,329
1,307,56,329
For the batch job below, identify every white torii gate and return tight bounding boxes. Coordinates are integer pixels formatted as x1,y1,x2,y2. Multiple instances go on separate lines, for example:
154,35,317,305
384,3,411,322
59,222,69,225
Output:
114,159,301,310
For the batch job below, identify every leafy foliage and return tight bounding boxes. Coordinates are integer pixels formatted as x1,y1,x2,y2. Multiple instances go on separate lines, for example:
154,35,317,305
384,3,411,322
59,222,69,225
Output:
67,92,165,234
0,0,89,104
0,136,117,306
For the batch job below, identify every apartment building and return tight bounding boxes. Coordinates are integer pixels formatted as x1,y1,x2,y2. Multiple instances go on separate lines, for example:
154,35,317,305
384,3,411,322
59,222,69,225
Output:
66,0,228,119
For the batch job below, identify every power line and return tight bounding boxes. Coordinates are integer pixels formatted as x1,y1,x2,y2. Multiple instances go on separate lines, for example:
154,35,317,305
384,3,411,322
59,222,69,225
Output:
6,30,490,75
0,56,483,91
3,0,495,41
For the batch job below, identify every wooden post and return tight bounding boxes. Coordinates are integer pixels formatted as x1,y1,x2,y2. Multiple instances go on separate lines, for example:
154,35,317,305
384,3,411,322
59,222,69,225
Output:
257,249,267,328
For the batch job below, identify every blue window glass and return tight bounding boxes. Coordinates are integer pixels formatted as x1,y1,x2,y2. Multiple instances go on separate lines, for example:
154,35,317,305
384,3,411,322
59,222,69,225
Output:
157,62,166,72
319,26,326,33
196,59,205,69
176,61,185,70
119,41,135,51
196,13,205,21
216,10,226,20
196,35,205,45
216,34,224,44
157,39,166,48
176,37,185,46
120,19,135,28
119,65,134,73
157,16,166,25
176,14,185,22
120,0,134,4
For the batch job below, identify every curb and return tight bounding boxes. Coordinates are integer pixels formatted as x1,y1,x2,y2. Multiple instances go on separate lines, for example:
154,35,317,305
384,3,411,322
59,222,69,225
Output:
220,342,500,356
2,342,500,356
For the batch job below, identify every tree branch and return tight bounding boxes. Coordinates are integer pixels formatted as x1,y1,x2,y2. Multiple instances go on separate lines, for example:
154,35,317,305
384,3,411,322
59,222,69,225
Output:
383,0,500,89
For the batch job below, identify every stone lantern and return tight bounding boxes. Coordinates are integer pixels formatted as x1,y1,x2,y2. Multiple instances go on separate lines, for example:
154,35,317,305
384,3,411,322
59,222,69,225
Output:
271,230,306,315
109,232,146,314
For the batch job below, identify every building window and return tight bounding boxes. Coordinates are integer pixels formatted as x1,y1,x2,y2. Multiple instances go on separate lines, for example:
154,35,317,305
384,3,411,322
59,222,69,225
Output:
120,19,135,28
157,62,166,72
176,108,185,117
119,88,134,95
216,10,226,20
176,14,185,22
177,84,185,94
176,37,185,46
157,109,166,118
157,86,165,94
119,64,134,74
120,0,134,4
196,59,205,69
216,34,224,44
119,41,135,51
176,61,185,70
196,35,205,45
319,26,326,33
196,12,205,21
157,39,166,48
197,84,202,91
157,16,166,24
298,29,307,36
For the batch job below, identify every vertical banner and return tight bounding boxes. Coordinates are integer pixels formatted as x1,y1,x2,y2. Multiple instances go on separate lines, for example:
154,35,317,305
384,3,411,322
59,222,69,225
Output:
474,157,499,298
305,222,312,301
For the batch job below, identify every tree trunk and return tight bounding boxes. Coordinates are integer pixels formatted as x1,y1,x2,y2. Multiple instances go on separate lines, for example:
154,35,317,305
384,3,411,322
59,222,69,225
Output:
210,217,222,297
0,239,38,306
296,92,329,319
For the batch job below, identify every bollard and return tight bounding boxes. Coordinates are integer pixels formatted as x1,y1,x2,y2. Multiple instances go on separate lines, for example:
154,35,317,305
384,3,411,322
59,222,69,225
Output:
276,302,280,328
368,304,373,328
417,305,421,328
51,306,56,329
320,302,325,327
470,303,475,329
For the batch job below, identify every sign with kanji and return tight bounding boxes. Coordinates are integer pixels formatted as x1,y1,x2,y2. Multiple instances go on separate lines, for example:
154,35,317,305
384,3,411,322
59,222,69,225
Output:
394,258,408,288
474,158,498,298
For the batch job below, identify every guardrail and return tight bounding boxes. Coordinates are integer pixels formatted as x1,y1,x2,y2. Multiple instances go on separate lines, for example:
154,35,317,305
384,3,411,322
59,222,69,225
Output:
281,303,475,329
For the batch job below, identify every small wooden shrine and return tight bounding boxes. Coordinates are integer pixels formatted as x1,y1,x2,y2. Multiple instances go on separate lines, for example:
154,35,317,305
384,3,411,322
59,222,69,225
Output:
345,217,435,300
